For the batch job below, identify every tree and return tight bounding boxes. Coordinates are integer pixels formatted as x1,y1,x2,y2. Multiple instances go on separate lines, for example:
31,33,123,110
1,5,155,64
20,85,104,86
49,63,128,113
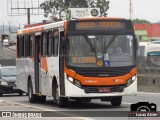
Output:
40,0,64,17
96,0,109,16
133,18,151,23
40,0,109,18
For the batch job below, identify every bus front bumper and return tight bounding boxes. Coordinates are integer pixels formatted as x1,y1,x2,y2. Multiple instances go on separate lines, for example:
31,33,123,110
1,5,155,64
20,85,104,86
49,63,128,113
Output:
65,77,137,98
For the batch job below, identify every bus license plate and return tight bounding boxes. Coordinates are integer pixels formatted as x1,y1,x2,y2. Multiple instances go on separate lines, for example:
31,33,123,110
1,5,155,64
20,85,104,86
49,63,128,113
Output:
98,88,110,93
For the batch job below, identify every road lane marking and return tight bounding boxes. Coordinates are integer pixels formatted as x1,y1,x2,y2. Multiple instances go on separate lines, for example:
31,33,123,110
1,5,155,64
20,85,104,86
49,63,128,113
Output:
0,99,94,120
138,92,160,95
122,102,132,105
0,100,55,111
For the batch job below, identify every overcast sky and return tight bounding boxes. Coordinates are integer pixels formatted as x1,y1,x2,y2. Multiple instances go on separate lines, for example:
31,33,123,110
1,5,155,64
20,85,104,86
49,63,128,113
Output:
0,0,160,27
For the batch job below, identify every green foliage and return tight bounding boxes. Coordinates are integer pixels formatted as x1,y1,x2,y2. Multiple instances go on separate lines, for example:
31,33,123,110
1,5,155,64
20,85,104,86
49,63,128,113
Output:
133,18,151,23
40,0,109,17
40,0,64,17
96,0,109,16
71,0,88,7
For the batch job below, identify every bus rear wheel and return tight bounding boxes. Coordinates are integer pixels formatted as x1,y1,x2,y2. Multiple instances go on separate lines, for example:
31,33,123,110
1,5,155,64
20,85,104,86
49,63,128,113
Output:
18,92,23,96
38,96,46,103
28,81,38,103
111,96,122,106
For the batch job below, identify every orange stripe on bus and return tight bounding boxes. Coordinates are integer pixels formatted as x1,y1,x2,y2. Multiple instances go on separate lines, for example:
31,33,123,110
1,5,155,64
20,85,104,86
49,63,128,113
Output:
41,57,48,72
130,67,137,75
22,27,44,34
64,67,137,86
64,21,67,37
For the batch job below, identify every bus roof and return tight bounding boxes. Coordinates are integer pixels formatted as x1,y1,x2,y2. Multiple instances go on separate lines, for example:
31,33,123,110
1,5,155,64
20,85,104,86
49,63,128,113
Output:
17,20,65,35
76,17,125,21
17,17,130,35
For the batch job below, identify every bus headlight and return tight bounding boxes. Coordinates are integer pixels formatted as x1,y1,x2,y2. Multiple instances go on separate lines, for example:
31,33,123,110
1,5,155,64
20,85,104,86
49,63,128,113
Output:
67,76,81,87
68,76,74,83
126,75,136,87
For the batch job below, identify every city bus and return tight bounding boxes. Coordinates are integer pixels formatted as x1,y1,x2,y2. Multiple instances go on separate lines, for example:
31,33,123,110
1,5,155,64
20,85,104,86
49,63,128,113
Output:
145,41,160,67
16,17,138,107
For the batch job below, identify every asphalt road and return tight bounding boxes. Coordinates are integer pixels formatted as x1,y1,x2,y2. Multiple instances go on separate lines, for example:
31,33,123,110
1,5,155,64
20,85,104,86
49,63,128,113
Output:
0,92,159,120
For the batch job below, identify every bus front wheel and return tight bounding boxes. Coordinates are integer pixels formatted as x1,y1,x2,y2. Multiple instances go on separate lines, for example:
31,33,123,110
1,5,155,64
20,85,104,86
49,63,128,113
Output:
38,95,46,103
28,80,38,103
111,96,122,106
55,88,68,108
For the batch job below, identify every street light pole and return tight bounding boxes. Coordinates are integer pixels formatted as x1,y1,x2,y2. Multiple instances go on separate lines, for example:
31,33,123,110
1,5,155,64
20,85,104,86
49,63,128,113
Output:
27,8,31,25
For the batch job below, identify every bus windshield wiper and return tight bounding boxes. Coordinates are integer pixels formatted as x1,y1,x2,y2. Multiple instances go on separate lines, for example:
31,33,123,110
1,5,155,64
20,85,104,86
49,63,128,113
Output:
104,34,118,52
83,34,95,52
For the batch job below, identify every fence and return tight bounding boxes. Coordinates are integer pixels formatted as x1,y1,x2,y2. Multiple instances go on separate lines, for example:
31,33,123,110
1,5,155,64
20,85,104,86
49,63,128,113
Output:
0,59,16,66
137,56,160,93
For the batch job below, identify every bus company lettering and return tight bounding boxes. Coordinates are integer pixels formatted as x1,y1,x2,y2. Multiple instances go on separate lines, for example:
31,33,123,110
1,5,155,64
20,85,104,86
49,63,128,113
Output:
99,22,121,28
72,57,96,63
76,22,123,29
77,22,96,29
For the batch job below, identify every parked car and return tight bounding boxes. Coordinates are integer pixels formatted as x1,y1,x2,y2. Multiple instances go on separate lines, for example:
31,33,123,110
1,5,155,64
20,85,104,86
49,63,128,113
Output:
152,40,160,44
2,39,9,46
0,66,24,96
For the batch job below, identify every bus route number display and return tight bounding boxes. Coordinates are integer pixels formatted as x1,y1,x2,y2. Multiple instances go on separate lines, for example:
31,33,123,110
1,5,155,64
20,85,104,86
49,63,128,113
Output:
76,22,126,30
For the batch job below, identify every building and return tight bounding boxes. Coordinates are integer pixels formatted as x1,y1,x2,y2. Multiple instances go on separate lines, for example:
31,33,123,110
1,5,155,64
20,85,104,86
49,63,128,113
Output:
134,24,160,41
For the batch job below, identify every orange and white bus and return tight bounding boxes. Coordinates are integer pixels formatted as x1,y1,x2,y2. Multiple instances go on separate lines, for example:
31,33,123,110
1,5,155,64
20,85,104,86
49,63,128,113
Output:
16,17,138,107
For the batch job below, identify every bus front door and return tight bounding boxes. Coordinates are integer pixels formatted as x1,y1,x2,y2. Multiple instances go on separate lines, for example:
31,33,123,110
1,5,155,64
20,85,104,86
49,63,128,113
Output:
34,33,41,93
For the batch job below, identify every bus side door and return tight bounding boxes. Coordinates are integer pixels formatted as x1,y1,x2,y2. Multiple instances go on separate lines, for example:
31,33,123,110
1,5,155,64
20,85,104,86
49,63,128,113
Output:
34,32,41,93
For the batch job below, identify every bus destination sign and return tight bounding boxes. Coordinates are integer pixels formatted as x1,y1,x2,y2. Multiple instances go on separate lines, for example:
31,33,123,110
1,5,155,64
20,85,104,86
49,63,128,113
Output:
76,22,126,30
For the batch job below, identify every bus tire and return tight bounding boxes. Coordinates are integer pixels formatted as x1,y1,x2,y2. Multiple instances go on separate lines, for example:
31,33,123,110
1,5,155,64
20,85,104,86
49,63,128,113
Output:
28,80,37,103
55,88,68,108
75,99,83,103
18,92,23,96
38,96,46,103
84,99,91,103
111,96,122,106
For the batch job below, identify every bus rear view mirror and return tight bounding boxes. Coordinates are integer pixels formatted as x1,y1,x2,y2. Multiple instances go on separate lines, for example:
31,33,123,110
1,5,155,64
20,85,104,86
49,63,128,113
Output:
135,36,139,49
61,39,67,48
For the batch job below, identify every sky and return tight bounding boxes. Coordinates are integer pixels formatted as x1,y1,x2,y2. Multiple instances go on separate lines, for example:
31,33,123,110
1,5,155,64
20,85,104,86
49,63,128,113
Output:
0,0,160,27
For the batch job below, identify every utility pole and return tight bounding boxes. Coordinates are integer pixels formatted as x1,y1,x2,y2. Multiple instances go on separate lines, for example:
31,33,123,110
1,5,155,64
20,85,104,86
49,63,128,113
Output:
9,22,11,33
3,22,4,34
27,8,30,25
8,0,45,25
129,0,133,20
11,8,33,25
19,23,21,30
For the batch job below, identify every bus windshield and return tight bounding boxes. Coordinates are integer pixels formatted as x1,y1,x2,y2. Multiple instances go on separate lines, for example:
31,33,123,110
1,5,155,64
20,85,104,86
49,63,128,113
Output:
66,34,135,67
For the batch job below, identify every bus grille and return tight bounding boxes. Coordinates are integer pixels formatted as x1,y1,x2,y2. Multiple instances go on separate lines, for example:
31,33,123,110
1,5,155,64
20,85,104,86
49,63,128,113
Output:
69,66,135,77
82,86,125,93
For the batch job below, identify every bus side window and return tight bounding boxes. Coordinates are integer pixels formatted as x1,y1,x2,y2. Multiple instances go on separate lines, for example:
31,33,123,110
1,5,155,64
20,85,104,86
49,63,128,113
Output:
27,35,30,57
48,30,53,57
20,35,24,57
30,34,34,57
46,31,49,56
24,35,30,58
53,30,59,56
17,35,24,57
24,35,26,58
42,32,47,56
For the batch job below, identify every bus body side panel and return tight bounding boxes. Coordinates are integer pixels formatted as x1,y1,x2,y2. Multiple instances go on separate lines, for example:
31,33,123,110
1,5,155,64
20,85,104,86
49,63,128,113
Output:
41,57,59,96
40,67,50,96
16,58,35,93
